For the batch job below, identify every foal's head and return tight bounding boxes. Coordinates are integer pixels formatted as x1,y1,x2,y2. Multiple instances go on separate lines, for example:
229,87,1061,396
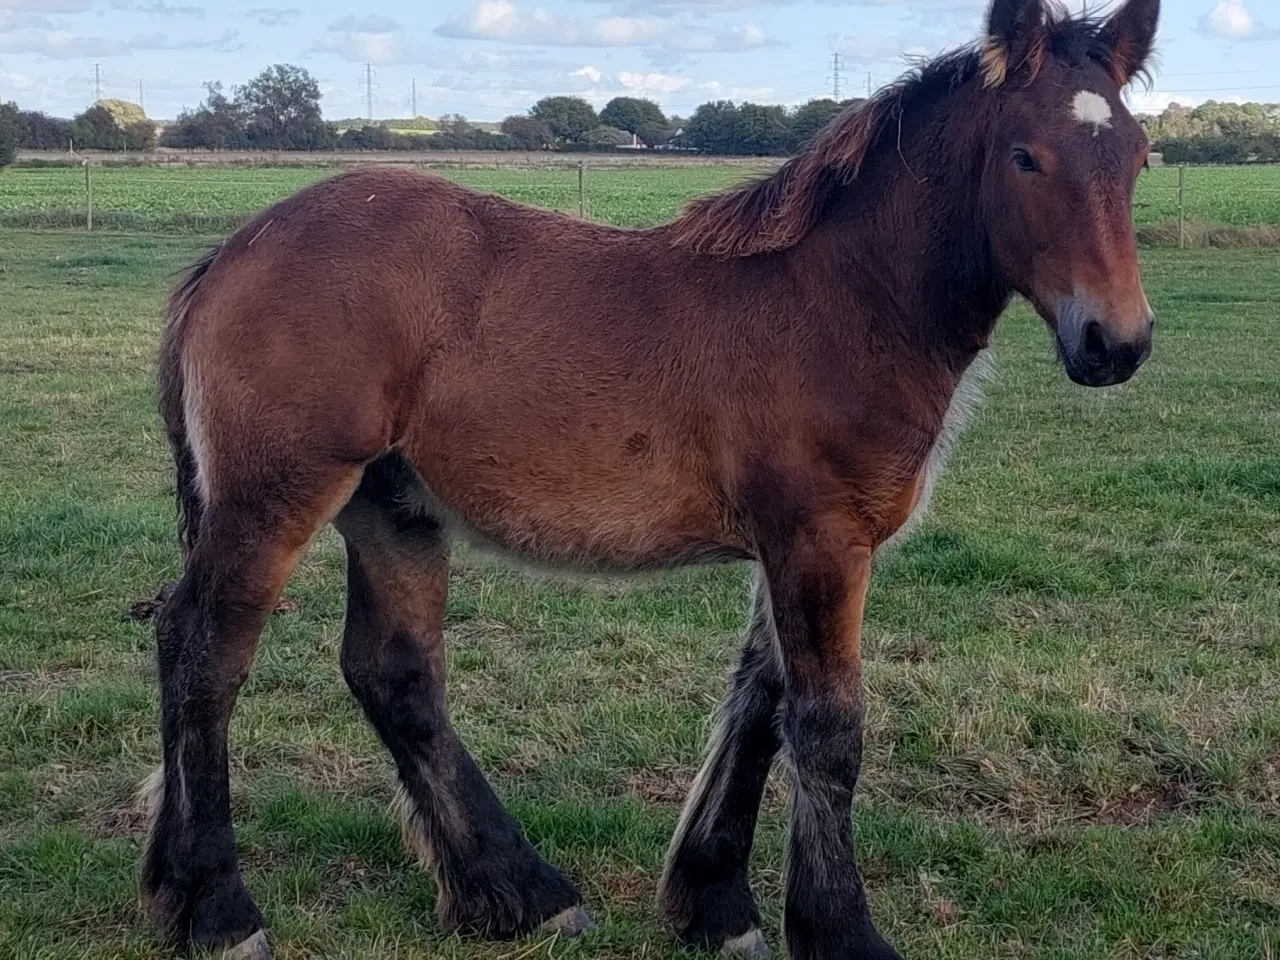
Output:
673,0,1160,386
979,0,1159,386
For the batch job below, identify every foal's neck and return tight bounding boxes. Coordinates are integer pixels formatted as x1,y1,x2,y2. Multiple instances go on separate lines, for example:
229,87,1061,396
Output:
806,86,1010,371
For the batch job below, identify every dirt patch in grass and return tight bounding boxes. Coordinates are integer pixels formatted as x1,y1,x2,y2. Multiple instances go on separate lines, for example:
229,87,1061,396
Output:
298,742,382,794
596,865,654,906
866,633,933,663
623,767,789,811
0,665,92,692
496,738,562,777
918,871,962,927
1089,779,1197,826
85,801,151,840
626,770,694,806
126,585,300,623
38,759,101,798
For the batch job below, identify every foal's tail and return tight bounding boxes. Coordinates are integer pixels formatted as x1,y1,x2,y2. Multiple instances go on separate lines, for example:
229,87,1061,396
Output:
158,243,222,563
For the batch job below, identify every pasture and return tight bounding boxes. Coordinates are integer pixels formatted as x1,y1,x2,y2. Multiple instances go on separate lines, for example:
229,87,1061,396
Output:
1,163,1280,959
0,161,1278,234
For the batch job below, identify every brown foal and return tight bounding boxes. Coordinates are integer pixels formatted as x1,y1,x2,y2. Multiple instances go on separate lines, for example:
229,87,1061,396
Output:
141,0,1160,956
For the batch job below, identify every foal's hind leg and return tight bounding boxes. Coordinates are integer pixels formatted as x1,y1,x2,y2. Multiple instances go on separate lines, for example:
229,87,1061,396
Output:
142,469,363,956
334,453,587,940
660,576,781,957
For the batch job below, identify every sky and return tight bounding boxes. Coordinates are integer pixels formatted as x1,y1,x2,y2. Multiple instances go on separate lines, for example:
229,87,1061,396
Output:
0,0,1276,122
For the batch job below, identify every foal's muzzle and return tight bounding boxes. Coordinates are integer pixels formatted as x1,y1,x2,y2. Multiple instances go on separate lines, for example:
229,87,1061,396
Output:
1055,297,1154,387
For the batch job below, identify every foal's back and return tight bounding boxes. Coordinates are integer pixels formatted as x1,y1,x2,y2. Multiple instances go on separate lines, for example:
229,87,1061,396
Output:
177,168,823,569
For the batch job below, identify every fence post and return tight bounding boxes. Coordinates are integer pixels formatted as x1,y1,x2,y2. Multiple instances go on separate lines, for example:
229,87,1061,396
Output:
578,160,585,218
1177,163,1186,249
84,160,93,233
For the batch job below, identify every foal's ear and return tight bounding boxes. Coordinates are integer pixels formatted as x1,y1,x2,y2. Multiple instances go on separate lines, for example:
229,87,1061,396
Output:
982,0,1046,87
1098,0,1160,86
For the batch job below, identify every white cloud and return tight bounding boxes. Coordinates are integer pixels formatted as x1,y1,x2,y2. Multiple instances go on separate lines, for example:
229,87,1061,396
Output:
0,10,55,29
0,27,239,58
669,23,770,52
110,0,204,17
1124,88,1249,114
436,2,664,47
435,1,774,54
311,15,422,64
1204,0,1256,39
1199,0,1280,40
0,0,91,10
617,69,692,94
573,64,603,83
694,79,777,100
246,6,298,27
594,16,666,45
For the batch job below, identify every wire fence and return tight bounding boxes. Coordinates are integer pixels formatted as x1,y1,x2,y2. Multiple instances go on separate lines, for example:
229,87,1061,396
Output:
1,159,1278,242
1134,163,1280,247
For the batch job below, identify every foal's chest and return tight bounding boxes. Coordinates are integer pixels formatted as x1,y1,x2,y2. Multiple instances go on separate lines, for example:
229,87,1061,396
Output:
884,350,993,546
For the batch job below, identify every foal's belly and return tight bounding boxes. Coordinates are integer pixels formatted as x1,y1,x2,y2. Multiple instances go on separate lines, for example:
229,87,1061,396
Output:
406,471,749,572
398,410,748,572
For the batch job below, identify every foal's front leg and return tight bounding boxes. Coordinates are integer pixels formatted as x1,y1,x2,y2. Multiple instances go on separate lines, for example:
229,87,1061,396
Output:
769,524,901,960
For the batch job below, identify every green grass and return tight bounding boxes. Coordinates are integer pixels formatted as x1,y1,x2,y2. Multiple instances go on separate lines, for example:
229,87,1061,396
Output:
0,162,1277,234
0,165,753,233
2,198,1280,956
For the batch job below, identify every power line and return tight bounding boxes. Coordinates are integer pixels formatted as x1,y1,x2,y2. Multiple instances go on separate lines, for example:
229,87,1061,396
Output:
364,62,374,122
93,63,103,102
411,78,417,118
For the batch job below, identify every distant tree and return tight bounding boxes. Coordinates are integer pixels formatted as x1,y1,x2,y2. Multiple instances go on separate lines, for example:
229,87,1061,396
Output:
530,96,598,144
340,124,395,150
600,97,669,144
735,103,791,155
0,102,18,167
1143,99,1279,141
17,110,74,150
790,98,844,149
236,64,334,150
584,125,632,146
437,113,470,135
683,101,741,154
124,120,157,151
161,82,246,149
71,105,127,149
500,115,553,150
1156,133,1274,164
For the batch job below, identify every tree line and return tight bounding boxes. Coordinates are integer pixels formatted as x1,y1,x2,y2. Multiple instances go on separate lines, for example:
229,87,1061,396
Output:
1,62,1277,164
1145,100,1280,164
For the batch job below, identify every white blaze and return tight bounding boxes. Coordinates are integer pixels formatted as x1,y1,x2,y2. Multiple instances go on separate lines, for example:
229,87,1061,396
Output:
1072,90,1113,136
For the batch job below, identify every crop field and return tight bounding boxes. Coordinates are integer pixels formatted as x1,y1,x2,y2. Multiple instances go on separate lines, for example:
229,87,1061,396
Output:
0,161,1278,234
0,164,754,233
2,165,1280,959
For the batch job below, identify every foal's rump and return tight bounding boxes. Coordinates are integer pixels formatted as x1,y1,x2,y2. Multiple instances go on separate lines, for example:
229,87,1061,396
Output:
164,168,754,569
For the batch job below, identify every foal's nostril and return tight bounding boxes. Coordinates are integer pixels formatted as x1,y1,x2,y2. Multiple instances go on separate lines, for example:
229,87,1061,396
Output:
1082,319,1108,360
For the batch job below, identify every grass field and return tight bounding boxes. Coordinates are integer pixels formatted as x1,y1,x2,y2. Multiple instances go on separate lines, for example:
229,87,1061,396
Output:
2,167,1280,960
0,161,1278,234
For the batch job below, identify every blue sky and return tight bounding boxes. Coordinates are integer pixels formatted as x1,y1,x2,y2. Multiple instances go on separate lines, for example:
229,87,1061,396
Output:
0,0,1276,121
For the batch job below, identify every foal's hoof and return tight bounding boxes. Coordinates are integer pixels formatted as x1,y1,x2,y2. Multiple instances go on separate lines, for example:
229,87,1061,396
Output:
543,905,594,936
222,930,271,959
723,928,771,958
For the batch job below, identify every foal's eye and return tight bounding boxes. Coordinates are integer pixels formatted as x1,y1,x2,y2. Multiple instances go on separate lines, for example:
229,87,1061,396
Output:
1012,147,1040,174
